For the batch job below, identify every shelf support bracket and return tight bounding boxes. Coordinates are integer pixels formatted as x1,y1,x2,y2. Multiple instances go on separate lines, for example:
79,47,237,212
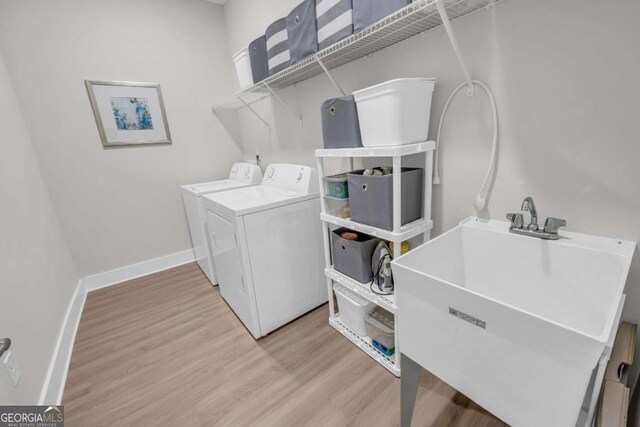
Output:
263,82,304,125
435,0,475,96
317,58,346,97
234,94,271,129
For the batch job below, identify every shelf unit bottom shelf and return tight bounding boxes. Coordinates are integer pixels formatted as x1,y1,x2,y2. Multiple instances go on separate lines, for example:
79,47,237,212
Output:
329,316,400,377
326,267,397,314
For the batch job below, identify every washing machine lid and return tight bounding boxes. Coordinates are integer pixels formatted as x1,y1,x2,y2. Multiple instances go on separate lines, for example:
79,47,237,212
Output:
203,185,318,217
181,179,249,196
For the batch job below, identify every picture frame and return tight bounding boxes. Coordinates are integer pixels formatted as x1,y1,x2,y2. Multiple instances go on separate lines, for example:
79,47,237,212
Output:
85,80,172,148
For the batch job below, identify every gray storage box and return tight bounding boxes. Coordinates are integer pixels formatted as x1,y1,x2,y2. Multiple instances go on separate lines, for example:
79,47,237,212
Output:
249,36,269,84
321,95,363,149
353,0,412,32
348,168,423,231
316,0,354,50
331,228,381,283
287,0,319,64
266,18,291,75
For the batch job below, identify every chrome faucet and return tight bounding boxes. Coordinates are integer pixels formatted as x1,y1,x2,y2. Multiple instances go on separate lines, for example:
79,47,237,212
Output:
506,197,566,240
521,197,538,231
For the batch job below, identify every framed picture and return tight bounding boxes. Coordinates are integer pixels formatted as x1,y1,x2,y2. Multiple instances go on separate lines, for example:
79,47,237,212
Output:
85,80,172,148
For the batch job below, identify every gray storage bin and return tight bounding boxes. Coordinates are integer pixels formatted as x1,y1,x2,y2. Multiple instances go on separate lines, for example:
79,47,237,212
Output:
353,0,412,32
321,95,363,149
316,0,354,50
331,228,381,283
287,0,319,64
249,36,269,84
266,18,291,75
348,168,423,231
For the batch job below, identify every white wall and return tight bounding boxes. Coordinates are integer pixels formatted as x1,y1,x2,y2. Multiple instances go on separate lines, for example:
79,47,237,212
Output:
223,0,640,387
0,0,243,276
0,50,79,404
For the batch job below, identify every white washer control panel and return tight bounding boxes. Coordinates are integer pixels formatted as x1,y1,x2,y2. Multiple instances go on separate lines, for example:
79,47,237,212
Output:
228,163,262,184
262,164,319,195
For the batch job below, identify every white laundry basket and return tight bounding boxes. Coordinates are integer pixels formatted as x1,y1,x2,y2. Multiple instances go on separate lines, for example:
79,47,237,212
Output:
353,78,435,147
232,48,254,90
334,284,375,336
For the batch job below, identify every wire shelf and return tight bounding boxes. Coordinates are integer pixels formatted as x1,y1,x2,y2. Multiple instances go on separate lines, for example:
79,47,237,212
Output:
213,0,500,110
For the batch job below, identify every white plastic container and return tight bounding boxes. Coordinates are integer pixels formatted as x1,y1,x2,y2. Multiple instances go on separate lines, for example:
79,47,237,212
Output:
232,48,254,90
353,78,435,147
323,173,349,199
334,284,375,336
365,307,395,355
324,196,350,219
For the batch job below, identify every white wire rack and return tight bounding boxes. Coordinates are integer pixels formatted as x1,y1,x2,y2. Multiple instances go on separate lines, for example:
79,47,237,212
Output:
212,0,501,111
316,142,435,377
269,0,499,89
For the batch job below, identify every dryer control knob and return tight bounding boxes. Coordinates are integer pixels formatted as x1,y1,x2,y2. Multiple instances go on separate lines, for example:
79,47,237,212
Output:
267,168,275,178
296,172,303,181
244,168,250,176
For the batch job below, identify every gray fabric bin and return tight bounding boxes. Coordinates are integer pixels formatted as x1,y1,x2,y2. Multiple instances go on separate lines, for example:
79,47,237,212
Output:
266,18,291,76
248,36,269,84
348,168,423,231
353,0,412,32
331,228,381,283
321,95,363,149
316,0,354,50
287,0,319,64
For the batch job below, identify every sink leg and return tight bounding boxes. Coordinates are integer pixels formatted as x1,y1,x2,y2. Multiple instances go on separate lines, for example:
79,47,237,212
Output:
401,353,421,427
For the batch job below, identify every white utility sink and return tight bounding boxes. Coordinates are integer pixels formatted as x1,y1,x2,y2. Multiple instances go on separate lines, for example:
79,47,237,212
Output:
393,217,636,426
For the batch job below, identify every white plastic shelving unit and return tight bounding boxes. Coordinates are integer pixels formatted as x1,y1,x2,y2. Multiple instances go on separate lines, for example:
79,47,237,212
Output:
316,141,435,376
211,0,502,124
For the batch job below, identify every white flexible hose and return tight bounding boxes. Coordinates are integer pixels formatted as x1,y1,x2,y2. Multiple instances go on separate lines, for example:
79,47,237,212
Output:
433,80,498,211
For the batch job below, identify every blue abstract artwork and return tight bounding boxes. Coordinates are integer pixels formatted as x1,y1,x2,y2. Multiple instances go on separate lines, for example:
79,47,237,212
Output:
110,97,154,131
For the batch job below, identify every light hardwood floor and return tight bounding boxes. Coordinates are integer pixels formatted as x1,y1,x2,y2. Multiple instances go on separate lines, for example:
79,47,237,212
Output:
63,263,508,427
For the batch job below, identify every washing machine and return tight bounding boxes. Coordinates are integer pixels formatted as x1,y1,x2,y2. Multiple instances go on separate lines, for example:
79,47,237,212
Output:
181,163,262,285
203,164,327,338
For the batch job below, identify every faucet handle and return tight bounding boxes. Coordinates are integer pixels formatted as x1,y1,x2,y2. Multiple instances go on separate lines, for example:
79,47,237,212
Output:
544,217,566,234
506,213,524,229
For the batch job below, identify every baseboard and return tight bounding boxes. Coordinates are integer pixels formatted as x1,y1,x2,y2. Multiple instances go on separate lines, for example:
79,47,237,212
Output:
38,248,195,404
39,280,86,405
81,249,195,292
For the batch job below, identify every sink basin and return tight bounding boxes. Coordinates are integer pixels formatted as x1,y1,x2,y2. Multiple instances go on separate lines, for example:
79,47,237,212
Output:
393,217,636,426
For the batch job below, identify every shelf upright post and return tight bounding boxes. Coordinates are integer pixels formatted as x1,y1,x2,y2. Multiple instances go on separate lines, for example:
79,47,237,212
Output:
395,316,401,372
392,156,403,373
422,150,434,242
392,155,403,247
424,150,434,225
263,81,304,125
317,157,328,215
435,0,475,96
317,156,336,318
